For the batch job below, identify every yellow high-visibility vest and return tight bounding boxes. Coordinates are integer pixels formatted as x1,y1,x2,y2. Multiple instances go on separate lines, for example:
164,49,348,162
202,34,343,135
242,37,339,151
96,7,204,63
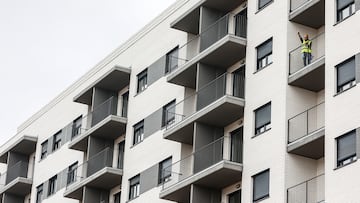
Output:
301,39,312,53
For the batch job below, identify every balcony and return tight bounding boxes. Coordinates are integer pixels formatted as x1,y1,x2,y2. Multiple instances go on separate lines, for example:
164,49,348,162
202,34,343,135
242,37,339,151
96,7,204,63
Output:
289,0,325,28
0,136,37,163
288,102,324,159
164,72,245,144
171,0,246,34
74,66,130,105
0,161,33,196
160,136,242,203
168,13,247,88
64,147,122,200
288,32,325,92
287,174,324,203
69,97,127,151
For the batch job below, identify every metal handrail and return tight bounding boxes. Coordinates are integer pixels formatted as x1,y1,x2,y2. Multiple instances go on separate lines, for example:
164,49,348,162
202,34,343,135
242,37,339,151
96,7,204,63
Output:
290,0,312,12
287,174,325,203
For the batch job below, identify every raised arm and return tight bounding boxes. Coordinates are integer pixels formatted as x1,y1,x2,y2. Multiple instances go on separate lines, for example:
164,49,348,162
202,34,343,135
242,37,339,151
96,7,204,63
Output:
297,32,303,43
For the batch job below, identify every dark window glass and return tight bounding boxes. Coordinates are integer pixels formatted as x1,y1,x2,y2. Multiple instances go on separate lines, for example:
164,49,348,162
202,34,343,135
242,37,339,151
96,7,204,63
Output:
114,192,121,203
52,130,62,151
259,0,272,10
48,175,57,196
231,127,243,163
36,184,43,203
118,141,125,169
254,103,271,135
337,0,355,22
67,162,78,185
40,141,48,160
162,100,176,127
235,9,247,38
165,47,179,73
72,116,82,138
257,38,273,70
336,56,356,93
129,175,140,200
233,68,245,98
122,92,129,118
337,130,357,167
158,157,172,184
228,190,241,203
133,121,144,145
137,69,148,93
253,169,270,202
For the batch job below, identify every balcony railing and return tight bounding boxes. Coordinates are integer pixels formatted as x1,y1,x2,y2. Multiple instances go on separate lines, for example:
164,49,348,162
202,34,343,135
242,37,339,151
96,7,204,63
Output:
161,136,242,190
290,0,313,12
165,72,245,130
70,96,120,140
65,147,120,189
289,32,325,75
0,161,33,190
167,12,247,74
288,102,324,144
287,174,325,203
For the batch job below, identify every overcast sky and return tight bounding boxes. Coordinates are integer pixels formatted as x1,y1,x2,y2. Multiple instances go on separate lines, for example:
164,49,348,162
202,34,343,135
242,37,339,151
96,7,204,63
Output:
0,0,177,145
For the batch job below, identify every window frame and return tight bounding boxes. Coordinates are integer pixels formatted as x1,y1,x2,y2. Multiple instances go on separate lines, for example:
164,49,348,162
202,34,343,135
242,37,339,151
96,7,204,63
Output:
256,38,273,71
336,56,356,94
71,116,82,138
129,175,140,200
165,46,179,74
36,184,43,203
162,100,176,127
258,0,273,11
336,130,357,167
48,175,57,196
67,162,78,186
252,169,270,202
137,69,148,93
133,120,144,145
158,157,172,184
114,192,121,203
52,130,62,151
228,189,241,203
254,102,272,136
40,140,48,160
336,0,355,22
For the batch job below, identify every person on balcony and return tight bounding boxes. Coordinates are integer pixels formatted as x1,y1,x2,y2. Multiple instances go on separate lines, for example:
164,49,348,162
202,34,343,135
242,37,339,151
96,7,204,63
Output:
298,32,312,66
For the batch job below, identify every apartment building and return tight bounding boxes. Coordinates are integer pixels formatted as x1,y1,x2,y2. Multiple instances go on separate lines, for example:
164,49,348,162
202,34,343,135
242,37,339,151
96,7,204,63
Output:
0,0,360,202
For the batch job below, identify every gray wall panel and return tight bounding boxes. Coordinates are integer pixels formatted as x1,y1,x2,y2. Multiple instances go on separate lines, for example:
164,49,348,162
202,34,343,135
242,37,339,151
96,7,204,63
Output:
191,185,221,203
356,128,360,159
83,187,109,203
144,109,163,138
93,87,117,109
148,55,166,85
140,164,159,194
2,193,23,203
88,136,112,158
355,53,360,83
356,0,360,11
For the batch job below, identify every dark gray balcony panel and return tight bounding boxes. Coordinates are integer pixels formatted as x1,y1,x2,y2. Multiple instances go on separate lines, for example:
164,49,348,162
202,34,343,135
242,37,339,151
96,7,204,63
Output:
2,193,24,203
160,160,242,202
144,109,162,138
289,0,325,28
83,187,109,203
148,55,166,85
171,0,245,34
192,185,221,203
0,177,32,197
288,57,325,92
69,115,127,151
64,168,122,200
74,66,131,105
167,36,246,88
287,128,324,159
357,0,360,11
0,136,37,163
140,164,159,194
164,96,244,144
356,53,360,83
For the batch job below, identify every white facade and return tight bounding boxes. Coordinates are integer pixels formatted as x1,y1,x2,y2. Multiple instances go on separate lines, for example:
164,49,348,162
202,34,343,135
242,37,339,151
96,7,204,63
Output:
0,0,360,203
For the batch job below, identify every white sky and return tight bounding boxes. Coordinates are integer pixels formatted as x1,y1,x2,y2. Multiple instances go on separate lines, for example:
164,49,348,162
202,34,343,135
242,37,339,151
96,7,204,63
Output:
0,0,177,145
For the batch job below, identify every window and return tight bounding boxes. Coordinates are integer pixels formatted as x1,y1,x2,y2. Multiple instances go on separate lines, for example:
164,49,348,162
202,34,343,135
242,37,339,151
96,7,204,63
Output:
158,157,172,184
36,184,43,203
256,38,273,70
48,175,57,196
129,175,140,200
133,121,144,145
72,116,82,138
165,47,179,73
67,162,78,185
231,127,243,163
253,169,270,202
337,130,357,167
114,192,121,203
52,130,62,151
122,91,129,118
118,141,125,169
337,0,355,22
258,0,272,10
254,103,271,135
162,100,176,127
336,56,356,93
235,9,247,38
228,190,241,203
40,141,48,160
137,69,148,93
